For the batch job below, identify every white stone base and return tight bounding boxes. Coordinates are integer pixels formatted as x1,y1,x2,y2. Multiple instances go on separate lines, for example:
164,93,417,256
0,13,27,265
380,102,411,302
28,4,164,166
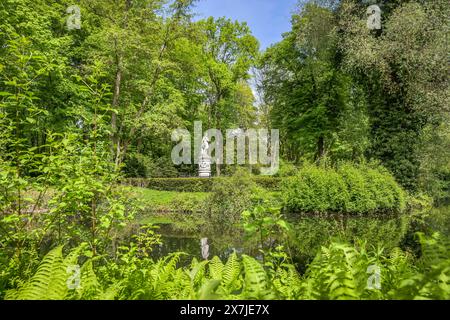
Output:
198,156,211,178
199,172,211,178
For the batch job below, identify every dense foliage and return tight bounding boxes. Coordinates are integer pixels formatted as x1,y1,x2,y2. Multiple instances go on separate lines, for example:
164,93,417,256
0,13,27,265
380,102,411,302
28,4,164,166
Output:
281,163,406,214
261,0,449,195
0,0,448,302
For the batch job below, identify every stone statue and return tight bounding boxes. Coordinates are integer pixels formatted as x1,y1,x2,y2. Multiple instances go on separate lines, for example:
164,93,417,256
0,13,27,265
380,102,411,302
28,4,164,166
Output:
200,136,210,158
198,136,211,178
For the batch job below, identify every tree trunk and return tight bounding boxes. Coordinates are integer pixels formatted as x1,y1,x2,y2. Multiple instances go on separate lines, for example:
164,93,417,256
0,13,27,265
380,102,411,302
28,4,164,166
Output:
317,136,325,160
111,67,122,155
216,163,221,176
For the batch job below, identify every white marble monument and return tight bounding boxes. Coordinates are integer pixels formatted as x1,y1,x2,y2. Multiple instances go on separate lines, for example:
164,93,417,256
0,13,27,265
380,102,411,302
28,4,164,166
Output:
198,136,211,178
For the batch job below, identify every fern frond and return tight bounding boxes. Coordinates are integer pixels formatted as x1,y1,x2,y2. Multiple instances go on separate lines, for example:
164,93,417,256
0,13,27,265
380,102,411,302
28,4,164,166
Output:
222,252,240,289
242,255,273,299
189,260,209,287
6,246,68,300
208,256,224,280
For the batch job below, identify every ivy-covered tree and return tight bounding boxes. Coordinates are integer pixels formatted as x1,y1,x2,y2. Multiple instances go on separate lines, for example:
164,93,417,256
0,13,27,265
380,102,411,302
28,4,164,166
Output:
338,0,449,190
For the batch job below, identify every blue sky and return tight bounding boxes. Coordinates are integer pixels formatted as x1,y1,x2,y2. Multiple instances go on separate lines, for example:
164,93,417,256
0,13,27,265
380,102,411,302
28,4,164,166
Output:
193,0,299,50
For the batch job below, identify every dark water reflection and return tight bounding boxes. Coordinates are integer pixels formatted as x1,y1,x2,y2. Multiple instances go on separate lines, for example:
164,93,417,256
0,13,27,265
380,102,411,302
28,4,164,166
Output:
137,208,445,265
145,214,410,262
149,224,262,262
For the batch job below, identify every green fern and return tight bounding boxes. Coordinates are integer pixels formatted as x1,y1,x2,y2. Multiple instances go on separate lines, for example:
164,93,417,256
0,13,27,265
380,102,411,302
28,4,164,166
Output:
302,243,364,300
5,246,67,300
189,259,209,287
208,256,224,280
394,233,450,300
4,233,448,300
271,264,302,299
195,279,221,300
221,252,241,290
5,246,118,300
242,255,274,299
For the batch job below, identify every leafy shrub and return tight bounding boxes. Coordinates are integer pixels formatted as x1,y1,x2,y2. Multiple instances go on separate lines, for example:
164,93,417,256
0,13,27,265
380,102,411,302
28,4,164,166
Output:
124,153,179,178
242,206,291,256
362,165,406,213
281,163,406,214
123,153,154,178
337,163,376,213
202,169,259,233
282,165,349,213
253,177,281,191
274,160,298,177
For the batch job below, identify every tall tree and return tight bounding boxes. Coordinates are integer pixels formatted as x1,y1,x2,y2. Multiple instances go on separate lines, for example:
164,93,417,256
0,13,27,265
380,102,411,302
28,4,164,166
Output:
261,3,368,162
338,0,449,190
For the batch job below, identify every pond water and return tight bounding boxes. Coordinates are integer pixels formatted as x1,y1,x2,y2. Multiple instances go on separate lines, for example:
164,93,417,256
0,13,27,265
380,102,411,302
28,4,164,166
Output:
135,206,449,264
143,213,414,263
149,224,262,262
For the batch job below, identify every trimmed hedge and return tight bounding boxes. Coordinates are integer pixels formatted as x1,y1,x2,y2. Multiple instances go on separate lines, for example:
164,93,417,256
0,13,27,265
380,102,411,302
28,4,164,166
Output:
124,178,213,192
281,163,407,215
123,177,281,192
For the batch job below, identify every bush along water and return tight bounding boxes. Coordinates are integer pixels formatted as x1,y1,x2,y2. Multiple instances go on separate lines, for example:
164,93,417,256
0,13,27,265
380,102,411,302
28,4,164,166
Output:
278,163,410,264
281,162,407,215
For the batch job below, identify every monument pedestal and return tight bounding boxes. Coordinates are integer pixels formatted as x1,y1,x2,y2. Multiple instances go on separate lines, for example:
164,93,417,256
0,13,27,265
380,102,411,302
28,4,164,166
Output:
198,156,211,178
